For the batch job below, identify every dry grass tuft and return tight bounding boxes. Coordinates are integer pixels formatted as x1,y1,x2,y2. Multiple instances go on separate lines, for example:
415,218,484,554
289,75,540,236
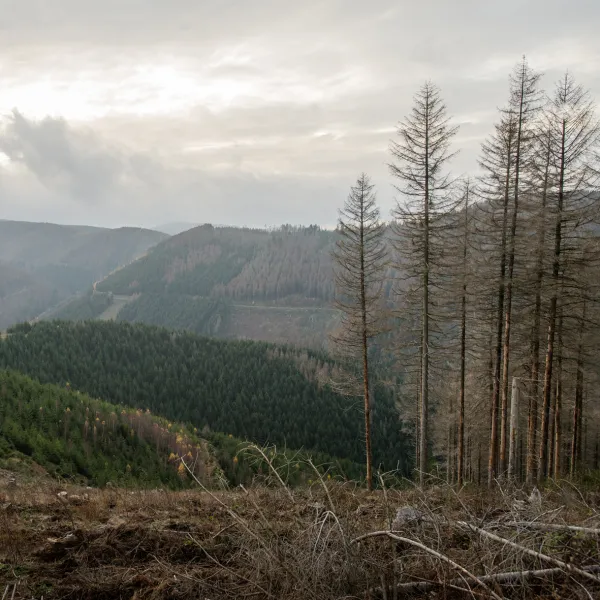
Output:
0,466,599,599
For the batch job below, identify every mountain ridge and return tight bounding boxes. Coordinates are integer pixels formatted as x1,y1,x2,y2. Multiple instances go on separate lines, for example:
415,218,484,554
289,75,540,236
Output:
0,220,168,329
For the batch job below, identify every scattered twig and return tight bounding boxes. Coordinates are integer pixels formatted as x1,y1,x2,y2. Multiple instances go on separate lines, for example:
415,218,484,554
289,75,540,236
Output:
241,444,295,504
502,522,600,535
373,565,600,596
350,530,504,600
457,521,600,585
306,458,336,514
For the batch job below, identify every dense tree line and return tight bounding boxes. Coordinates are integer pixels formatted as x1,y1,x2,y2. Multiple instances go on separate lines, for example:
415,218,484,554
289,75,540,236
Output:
0,321,412,475
52,291,114,321
0,364,366,488
0,369,215,487
117,294,230,336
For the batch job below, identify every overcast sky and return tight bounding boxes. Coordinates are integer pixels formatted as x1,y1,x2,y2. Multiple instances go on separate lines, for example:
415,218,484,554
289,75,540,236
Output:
0,0,598,230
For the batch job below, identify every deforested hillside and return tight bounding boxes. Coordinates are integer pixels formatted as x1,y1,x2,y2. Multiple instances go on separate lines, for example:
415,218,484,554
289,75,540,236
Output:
57,224,389,347
0,369,217,488
95,224,335,302
0,320,412,474
0,220,167,328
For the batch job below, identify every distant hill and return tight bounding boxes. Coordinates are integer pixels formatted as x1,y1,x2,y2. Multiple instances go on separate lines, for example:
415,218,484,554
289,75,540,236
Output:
0,369,218,488
0,262,61,328
56,224,340,347
0,220,167,329
153,221,202,235
0,320,412,475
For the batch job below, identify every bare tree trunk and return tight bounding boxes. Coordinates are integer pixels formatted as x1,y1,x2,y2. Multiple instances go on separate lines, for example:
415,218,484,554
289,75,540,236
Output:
489,139,512,486
419,98,431,487
457,184,469,485
477,442,482,486
527,132,550,485
538,122,565,482
570,302,586,477
508,377,519,479
415,371,420,476
499,195,517,477
360,220,373,490
549,378,557,478
553,310,563,479
500,65,529,476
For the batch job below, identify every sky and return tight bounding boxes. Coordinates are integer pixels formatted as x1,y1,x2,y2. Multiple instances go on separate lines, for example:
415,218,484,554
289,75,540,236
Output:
0,0,598,230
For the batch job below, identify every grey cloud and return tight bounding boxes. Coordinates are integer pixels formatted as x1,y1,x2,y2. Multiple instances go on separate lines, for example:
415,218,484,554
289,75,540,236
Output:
0,0,599,228
0,111,353,228
0,111,125,202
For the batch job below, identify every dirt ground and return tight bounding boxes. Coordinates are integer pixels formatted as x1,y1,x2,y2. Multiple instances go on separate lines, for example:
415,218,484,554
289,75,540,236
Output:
1,472,599,599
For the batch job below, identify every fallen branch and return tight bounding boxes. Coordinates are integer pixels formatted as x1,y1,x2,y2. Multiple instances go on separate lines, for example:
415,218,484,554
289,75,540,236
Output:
503,522,600,535
351,531,503,600
457,521,600,585
373,565,600,597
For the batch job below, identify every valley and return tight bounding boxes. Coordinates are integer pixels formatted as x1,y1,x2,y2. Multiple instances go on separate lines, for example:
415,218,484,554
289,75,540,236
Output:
0,221,166,330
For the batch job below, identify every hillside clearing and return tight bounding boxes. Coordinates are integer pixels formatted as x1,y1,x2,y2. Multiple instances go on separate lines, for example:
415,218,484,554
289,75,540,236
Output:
97,295,135,321
1,475,599,599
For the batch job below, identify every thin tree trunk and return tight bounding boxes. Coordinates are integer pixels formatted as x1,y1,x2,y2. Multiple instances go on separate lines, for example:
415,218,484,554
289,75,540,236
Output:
457,185,469,485
359,206,373,491
477,442,482,486
549,378,556,478
553,310,563,479
527,133,550,485
500,69,527,475
489,132,513,486
538,119,566,482
419,98,430,487
508,377,519,479
570,301,586,477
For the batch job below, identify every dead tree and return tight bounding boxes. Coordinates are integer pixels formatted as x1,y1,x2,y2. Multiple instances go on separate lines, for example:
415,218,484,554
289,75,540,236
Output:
498,58,542,475
330,173,388,490
457,180,471,485
389,81,458,486
538,73,600,481
477,111,517,485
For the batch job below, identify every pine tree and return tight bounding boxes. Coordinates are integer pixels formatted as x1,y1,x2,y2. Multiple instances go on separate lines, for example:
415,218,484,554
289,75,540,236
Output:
389,81,458,485
538,73,600,481
330,174,388,490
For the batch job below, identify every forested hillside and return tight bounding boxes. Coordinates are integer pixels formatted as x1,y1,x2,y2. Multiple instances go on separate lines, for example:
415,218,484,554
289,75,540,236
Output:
0,369,217,487
0,220,166,329
54,224,393,347
0,321,411,474
95,224,335,301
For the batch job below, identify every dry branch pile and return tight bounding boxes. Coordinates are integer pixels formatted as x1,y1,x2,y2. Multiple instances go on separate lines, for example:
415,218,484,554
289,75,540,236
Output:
1,470,599,599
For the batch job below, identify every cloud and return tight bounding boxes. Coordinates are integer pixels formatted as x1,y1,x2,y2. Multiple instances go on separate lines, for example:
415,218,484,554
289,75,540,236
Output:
0,0,598,228
0,111,127,203
0,111,354,229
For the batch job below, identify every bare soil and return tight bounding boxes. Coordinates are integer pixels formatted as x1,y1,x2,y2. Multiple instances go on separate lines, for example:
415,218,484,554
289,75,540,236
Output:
1,474,599,599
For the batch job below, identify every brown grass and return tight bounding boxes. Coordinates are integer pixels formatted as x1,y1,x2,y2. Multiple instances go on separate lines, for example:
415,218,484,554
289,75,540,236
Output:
0,472,599,599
